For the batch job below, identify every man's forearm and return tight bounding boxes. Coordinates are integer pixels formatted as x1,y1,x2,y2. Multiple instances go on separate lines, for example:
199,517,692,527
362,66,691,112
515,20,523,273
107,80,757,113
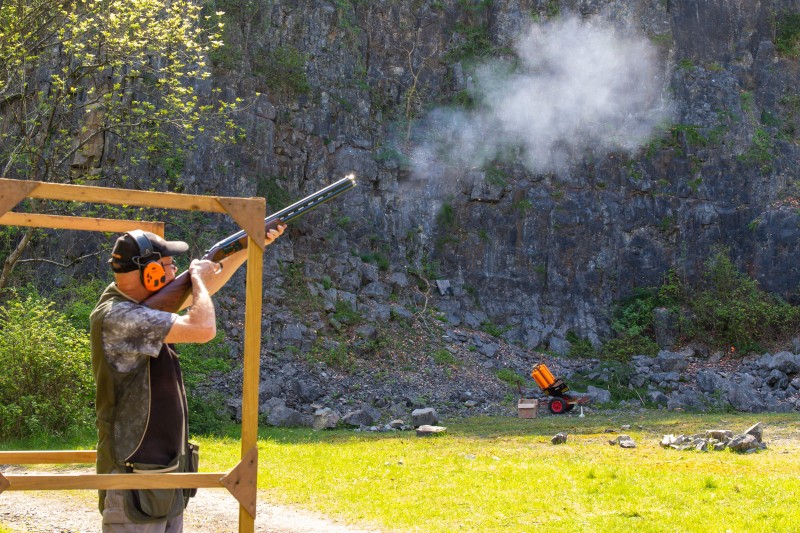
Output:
187,275,216,334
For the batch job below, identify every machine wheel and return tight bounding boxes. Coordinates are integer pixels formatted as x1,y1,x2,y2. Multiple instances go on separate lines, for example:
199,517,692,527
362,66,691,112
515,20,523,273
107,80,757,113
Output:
548,397,567,414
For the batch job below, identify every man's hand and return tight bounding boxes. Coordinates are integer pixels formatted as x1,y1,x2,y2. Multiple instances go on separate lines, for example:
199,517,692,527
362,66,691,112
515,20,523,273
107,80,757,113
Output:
166,259,217,343
189,258,221,284
265,223,287,246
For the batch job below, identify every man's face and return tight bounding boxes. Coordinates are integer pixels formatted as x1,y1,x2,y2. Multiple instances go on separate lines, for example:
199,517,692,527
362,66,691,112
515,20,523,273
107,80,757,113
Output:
159,256,178,285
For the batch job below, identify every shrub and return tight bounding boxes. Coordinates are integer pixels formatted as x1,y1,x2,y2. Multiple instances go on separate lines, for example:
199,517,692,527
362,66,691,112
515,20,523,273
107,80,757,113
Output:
776,13,800,58
688,252,800,352
600,251,800,359
495,368,525,390
0,293,94,439
178,333,234,435
432,348,460,366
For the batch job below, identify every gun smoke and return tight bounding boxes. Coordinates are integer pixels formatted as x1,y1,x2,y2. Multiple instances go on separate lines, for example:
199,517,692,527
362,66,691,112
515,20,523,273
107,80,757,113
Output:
409,16,672,177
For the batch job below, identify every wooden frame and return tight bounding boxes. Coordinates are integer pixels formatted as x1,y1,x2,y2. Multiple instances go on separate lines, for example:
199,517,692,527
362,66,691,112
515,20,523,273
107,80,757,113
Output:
0,178,265,533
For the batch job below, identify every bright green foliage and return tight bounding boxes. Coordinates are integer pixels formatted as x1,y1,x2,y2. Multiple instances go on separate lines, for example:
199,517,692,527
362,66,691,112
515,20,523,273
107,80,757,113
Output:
566,330,595,358
431,348,460,366
0,293,93,439
0,0,239,186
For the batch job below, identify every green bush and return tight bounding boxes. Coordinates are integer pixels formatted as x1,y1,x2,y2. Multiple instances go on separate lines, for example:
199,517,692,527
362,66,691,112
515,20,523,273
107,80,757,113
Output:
178,333,234,435
600,251,800,359
688,252,800,352
0,293,94,439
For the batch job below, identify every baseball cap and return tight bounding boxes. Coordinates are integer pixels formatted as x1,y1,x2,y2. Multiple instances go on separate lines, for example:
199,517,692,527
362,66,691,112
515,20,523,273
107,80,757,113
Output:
109,231,189,273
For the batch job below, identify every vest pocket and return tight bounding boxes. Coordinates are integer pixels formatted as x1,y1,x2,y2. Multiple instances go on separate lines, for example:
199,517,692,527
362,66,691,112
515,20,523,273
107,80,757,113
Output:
185,441,199,499
125,456,180,520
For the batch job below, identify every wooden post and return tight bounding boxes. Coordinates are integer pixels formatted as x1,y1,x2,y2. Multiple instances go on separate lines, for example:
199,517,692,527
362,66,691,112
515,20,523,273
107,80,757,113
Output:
239,238,263,532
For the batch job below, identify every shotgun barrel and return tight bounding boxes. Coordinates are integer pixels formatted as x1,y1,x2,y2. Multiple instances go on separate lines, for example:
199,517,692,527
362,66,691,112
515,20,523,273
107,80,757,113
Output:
203,173,356,262
141,174,357,312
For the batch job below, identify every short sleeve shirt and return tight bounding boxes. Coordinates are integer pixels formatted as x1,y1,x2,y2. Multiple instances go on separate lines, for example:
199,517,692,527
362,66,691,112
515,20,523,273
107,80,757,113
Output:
102,302,177,373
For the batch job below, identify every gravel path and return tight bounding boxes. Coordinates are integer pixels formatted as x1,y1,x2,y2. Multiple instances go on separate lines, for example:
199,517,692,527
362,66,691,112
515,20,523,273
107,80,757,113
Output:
0,473,381,533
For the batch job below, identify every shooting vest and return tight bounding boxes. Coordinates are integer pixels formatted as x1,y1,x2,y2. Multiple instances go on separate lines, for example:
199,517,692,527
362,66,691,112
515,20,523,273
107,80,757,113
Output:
90,284,194,522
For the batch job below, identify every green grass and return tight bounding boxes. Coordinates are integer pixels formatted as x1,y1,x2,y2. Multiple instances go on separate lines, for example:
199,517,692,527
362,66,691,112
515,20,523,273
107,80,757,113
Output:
4,413,800,532
196,413,800,532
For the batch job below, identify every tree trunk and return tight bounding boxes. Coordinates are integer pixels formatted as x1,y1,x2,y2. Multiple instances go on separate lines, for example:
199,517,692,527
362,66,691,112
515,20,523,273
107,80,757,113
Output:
0,227,36,292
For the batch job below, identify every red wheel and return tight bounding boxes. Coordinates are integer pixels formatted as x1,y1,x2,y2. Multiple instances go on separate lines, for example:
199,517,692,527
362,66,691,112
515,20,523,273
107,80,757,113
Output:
548,397,567,414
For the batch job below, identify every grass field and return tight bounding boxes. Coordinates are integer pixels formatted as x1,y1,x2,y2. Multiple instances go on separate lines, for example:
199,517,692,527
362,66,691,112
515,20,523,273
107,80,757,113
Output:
3,412,800,532
195,412,800,533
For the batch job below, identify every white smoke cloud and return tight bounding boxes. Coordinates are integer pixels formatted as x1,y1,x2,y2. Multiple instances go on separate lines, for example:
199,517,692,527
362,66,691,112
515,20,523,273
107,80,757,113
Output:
409,16,672,176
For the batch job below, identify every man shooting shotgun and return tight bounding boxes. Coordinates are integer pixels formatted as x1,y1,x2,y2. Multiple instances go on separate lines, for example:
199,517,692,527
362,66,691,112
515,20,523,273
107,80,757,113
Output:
89,174,355,531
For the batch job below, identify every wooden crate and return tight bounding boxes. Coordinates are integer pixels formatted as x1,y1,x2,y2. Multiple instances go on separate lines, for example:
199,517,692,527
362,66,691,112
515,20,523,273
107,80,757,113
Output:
517,399,539,419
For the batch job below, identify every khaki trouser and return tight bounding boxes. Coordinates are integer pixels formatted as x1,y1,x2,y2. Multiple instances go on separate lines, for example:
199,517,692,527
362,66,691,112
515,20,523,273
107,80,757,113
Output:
102,490,184,533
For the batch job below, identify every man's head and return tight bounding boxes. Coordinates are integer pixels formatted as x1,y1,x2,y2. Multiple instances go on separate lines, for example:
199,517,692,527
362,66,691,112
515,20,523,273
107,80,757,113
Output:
110,230,189,292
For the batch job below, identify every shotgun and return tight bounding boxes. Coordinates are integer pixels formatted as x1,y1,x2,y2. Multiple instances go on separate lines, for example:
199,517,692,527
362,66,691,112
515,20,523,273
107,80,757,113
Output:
141,174,357,312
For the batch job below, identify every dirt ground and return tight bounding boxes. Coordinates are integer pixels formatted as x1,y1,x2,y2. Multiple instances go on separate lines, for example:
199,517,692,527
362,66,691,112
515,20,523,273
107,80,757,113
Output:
0,470,381,533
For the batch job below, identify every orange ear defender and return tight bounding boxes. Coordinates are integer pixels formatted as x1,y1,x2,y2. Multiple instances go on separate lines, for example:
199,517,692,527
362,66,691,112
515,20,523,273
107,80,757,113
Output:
141,261,167,291
128,230,165,292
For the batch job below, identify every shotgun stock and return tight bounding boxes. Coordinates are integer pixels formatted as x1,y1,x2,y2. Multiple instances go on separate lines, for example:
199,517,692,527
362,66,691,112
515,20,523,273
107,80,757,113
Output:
141,174,356,312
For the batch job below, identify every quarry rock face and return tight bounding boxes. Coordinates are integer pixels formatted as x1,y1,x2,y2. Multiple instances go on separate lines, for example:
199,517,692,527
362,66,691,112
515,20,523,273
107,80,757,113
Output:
18,1,800,350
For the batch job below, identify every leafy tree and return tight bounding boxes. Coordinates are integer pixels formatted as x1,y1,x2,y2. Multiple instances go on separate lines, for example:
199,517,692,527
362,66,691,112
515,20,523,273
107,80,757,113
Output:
0,0,239,289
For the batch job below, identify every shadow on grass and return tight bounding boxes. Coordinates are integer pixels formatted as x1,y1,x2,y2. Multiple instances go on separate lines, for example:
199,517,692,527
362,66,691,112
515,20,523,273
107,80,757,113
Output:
5,413,797,452
244,411,800,446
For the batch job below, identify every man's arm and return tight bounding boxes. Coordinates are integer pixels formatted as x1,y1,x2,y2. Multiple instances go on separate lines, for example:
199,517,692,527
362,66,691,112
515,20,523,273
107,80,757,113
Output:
165,259,217,343
177,224,286,310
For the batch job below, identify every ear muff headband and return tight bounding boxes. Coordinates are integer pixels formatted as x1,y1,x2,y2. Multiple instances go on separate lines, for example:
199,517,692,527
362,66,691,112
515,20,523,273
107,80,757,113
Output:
127,230,166,292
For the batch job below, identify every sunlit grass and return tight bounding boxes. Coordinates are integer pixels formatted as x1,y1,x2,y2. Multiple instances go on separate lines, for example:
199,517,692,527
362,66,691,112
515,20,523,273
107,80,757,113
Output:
3,413,799,532
193,412,800,532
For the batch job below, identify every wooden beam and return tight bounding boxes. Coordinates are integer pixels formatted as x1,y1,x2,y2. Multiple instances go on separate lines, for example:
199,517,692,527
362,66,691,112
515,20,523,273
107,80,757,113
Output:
0,472,226,492
1,178,227,212
221,446,258,519
0,450,97,464
0,213,164,236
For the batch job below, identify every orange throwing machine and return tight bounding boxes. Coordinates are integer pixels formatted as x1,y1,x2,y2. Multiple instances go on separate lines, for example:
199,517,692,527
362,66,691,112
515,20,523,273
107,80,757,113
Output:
531,363,590,414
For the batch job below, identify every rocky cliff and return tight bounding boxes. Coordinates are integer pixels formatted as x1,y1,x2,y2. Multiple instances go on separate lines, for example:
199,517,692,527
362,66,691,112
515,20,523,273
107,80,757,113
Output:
173,0,799,354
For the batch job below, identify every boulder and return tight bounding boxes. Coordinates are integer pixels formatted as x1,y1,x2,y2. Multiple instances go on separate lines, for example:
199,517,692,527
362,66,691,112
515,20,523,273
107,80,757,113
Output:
586,385,612,404
342,409,379,427
312,407,340,430
728,434,760,453
412,407,439,427
267,405,310,428
727,383,767,412
744,422,764,443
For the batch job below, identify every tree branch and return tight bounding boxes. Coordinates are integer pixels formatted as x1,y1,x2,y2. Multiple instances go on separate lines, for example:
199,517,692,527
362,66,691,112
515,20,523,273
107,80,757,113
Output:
16,251,101,268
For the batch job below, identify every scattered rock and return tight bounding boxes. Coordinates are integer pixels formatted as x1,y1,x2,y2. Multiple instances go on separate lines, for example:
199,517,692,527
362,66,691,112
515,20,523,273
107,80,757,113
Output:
416,425,447,437
728,434,760,453
342,409,379,427
616,435,636,448
551,432,568,445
